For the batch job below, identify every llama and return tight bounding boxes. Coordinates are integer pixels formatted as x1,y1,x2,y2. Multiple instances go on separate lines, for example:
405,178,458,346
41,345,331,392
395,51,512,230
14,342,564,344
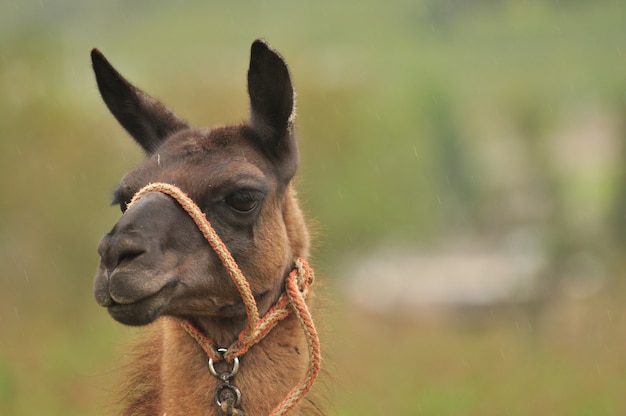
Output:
92,40,321,416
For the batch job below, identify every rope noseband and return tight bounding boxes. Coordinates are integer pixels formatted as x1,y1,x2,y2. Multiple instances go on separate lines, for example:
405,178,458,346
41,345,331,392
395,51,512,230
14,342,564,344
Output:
128,182,320,416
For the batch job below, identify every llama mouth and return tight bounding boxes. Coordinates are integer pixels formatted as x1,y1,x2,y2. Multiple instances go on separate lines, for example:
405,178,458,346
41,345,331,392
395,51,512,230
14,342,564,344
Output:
105,279,179,326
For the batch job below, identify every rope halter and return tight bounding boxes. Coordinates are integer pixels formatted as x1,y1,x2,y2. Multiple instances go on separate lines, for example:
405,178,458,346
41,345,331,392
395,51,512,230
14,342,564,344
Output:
127,182,320,416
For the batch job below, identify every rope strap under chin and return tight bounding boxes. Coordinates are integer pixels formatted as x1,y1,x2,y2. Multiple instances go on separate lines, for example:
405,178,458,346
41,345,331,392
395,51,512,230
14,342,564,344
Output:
128,182,320,416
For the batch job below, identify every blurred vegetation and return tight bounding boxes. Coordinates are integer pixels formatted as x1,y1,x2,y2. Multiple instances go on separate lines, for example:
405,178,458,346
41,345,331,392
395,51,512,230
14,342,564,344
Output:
1,0,625,414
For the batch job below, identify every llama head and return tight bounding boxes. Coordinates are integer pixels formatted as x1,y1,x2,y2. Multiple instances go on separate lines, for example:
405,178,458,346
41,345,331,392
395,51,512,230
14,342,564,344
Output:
92,40,309,333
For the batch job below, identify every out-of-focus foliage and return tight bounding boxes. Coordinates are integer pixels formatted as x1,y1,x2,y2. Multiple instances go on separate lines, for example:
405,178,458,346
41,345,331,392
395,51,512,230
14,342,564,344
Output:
1,0,625,414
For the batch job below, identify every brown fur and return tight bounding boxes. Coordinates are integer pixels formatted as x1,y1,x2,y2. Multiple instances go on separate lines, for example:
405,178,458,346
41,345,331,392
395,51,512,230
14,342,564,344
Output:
91,40,322,415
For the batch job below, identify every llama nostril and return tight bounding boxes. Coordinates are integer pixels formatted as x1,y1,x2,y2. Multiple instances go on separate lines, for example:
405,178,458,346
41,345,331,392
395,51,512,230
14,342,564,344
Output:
116,249,145,268
98,236,147,271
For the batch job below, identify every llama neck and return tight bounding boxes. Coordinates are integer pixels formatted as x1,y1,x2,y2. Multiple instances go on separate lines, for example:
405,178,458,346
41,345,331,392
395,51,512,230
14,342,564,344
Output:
187,315,247,349
158,313,309,416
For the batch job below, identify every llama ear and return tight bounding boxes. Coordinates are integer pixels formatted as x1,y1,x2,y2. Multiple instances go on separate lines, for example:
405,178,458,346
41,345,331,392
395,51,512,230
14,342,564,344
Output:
248,40,298,178
91,49,189,154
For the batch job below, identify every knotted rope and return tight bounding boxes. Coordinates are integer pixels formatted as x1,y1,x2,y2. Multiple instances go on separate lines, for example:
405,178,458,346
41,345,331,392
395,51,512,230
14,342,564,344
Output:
128,182,320,416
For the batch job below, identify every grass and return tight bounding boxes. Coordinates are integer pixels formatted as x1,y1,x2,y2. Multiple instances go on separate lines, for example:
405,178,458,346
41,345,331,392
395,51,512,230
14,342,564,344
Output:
331,284,626,415
1,0,626,414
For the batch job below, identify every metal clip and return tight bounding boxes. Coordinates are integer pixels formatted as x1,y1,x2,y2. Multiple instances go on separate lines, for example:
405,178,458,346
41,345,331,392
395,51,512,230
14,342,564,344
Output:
208,348,240,382
215,382,242,408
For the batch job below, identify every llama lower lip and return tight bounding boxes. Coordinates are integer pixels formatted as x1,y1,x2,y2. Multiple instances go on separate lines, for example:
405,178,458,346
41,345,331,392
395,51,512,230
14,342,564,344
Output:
106,279,179,326
107,294,167,326
107,300,163,326
106,274,179,305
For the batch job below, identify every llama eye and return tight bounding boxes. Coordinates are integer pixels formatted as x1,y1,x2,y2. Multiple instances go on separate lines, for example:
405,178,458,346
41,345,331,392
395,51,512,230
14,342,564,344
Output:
224,191,260,213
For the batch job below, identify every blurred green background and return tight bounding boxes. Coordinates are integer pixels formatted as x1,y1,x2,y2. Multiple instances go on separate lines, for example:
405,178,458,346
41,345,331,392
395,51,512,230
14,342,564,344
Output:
1,0,625,414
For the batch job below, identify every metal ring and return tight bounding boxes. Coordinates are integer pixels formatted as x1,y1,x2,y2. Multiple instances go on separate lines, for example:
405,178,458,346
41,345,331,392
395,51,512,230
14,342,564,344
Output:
214,382,242,407
208,348,240,381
